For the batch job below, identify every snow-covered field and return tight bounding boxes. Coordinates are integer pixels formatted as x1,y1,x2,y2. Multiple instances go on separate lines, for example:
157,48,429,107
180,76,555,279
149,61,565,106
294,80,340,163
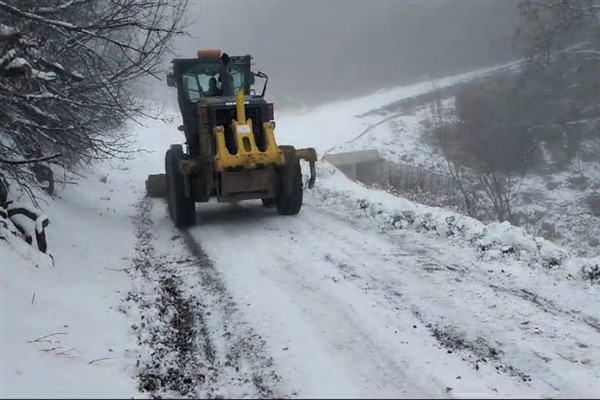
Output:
2,64,600,398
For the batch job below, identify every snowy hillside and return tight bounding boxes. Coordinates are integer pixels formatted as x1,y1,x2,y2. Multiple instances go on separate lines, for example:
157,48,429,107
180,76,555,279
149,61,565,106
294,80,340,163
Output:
274,61,522,157
318,61,600,257
2,65,600,398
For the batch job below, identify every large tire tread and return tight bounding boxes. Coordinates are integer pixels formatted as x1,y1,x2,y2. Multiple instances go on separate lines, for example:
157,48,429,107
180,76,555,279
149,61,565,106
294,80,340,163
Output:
275,145,303,216
165,145,196,227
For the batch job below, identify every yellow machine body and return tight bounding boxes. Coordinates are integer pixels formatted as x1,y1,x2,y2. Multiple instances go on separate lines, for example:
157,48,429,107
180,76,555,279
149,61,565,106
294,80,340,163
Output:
214,91,285,171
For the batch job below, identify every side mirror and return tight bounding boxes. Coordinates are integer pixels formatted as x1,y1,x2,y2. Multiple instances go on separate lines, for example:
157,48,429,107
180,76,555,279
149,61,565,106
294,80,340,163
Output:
166,72,175,87
178,125,184,132
253,70,269,97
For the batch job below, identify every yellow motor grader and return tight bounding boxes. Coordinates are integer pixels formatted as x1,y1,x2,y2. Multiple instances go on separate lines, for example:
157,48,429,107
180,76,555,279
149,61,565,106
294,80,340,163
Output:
145,50,317,227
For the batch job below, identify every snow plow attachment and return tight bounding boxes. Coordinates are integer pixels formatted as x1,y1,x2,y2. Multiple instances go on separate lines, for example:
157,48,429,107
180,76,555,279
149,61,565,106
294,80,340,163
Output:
145,146,317,199
146,173,168,198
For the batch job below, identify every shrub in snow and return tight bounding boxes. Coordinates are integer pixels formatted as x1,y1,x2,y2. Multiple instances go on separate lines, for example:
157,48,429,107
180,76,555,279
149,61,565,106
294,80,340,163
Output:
0,202,49,254
581,264,600,284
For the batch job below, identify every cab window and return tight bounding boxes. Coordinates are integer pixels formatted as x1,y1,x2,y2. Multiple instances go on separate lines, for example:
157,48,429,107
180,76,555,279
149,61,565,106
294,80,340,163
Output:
181,62,247,102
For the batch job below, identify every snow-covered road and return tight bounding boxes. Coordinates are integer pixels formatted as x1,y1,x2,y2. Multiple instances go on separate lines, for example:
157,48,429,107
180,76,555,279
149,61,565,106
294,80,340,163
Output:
110,91,600,398
131,185,599,398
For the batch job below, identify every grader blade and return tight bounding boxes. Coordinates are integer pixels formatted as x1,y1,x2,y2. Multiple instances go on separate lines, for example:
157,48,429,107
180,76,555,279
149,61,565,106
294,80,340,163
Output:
146,173,167,198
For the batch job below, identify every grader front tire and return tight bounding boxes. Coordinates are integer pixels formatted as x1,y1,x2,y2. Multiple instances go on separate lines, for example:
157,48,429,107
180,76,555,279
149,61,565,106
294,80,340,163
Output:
165,145,196,228
275,146,303,216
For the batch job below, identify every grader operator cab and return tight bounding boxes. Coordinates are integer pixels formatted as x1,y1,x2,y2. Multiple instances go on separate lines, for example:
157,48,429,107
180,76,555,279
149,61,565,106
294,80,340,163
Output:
145,50,317,227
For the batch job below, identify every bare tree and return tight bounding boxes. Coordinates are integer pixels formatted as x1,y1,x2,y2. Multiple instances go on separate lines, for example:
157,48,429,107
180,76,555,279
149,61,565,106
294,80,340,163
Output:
0,0,189,203
428,78,536,223
428,82,482,220
515,0,600,65
513,0,600,171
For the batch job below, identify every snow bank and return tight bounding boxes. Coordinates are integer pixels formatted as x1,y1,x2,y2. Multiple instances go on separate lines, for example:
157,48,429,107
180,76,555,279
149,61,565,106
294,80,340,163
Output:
309,162,599,283
0,163,141,397
0,240,121,398
0,214,52,268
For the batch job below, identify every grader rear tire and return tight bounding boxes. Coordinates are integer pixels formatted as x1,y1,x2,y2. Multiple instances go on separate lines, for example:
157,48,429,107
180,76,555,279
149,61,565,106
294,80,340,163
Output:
275,145,303,216
165,145,196,228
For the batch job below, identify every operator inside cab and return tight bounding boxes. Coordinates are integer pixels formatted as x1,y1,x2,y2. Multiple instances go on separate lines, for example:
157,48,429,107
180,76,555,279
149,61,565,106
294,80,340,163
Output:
179,51,250,102
206,77,221,97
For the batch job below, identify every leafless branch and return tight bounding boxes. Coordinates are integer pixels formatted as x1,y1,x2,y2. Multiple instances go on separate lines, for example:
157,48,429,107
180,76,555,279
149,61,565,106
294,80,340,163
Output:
0,153,62,165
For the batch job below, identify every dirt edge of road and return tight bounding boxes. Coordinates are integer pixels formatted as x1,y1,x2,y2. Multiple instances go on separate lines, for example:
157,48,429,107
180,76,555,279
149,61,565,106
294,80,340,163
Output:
123,197,283,399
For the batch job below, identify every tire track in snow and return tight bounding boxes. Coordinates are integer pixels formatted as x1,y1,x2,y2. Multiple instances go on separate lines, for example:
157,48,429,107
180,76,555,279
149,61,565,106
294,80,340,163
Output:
153,197,599,397
287,204,600,395
178,228,282,398
128,196,216,398
187,202,548,397
306,199,599,331
272,253,446,398
298,208,536,383
488,284,600,335
126,197,282,398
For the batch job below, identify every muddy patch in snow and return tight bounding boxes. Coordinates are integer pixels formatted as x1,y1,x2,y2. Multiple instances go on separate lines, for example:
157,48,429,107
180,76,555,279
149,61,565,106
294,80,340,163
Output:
323,253,361,282
489,284,565,316
410,309,533,383
127,197,213,398
134,274,211,397
583,317,600,335
124,197,282,398
180,229,282,398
